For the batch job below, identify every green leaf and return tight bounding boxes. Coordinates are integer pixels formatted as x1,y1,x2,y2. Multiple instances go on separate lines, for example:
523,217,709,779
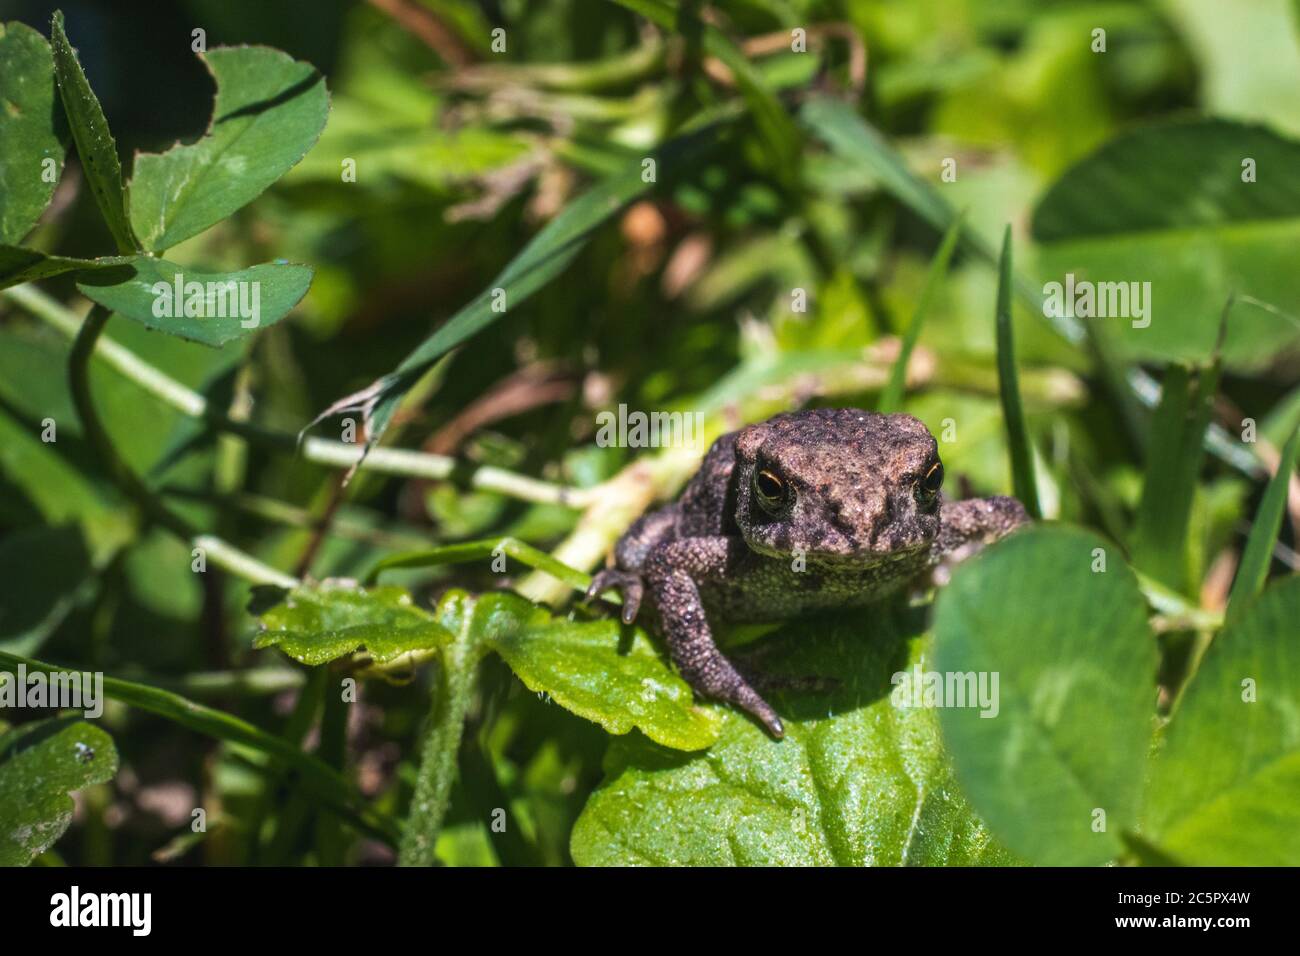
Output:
474,592,722,752
127,46,329,252
0,244,129,291
0,21,66,244
1130,359,1221,592
1226,426,1300,623
1033,119,1300,369
933,526,1157,866
994,226,1042,519
75,257,313,346
572,605,1014,865
0,718,118,866
1144,575,1300,865
252,582,454,666
49,11,138,253
802,96,962,245
365,544,714,749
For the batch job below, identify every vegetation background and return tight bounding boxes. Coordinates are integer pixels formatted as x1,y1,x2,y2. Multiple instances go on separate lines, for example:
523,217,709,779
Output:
0,0,1297,867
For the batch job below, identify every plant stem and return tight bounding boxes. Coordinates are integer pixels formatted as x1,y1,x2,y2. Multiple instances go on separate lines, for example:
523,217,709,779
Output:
67,303,295,588
7,284,593,507
398,598,482,866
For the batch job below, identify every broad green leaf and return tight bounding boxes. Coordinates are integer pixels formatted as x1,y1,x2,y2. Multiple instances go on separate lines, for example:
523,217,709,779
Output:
572,605,1014,865
1144,575,1300,865
49,12,138,253
0,22,65,244
253,582,454,665
0,244,128,291
76,257,313,346
933,526,1157,866
473,592,722,752
1033,119,1300,369
127,46,329,252
1226,426,1300,623
0,718,118,866
1130,359,1220,592
994,226,1042,519
368,547,715,749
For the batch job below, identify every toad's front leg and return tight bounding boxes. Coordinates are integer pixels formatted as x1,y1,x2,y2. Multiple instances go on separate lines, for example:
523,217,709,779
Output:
643,535,786,738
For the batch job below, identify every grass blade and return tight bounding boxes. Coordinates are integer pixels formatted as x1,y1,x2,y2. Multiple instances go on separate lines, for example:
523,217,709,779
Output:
48,12,139,253
799,94,1260,479
0,649,398,844
364,536,592,592
994,226,1042,520
878,213,964,414
1130,360,1220,592
309,123,717,455
1227,425,1300,623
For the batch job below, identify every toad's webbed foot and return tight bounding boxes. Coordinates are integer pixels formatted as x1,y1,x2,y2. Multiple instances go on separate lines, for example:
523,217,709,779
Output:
584,569,645,625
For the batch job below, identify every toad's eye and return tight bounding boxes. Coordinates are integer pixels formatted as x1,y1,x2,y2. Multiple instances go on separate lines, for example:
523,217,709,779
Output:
916,461,944,509
753,468,788,514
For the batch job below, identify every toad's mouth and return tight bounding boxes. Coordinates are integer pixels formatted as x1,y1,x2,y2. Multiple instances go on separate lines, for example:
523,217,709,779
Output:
750,538,932,566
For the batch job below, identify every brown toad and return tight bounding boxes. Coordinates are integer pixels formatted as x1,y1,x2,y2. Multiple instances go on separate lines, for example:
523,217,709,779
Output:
587,408,1027,738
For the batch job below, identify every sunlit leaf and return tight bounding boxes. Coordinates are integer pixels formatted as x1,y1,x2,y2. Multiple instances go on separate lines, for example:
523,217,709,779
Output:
572,603,1013,865
473,592,722,752
253,582,454,665
933,526,1157,866
1033,119,1300,368
128,46,329,252
1144,575,1300,865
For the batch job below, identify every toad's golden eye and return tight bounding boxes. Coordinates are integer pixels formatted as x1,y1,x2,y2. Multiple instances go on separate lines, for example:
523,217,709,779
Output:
753,468,788,513
917,461,944,509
